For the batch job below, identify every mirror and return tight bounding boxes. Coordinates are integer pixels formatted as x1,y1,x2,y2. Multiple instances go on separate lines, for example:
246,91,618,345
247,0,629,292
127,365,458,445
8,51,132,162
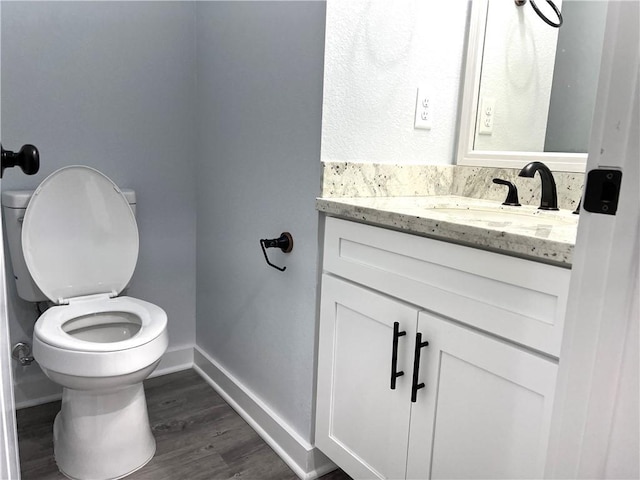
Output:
457,0,607,172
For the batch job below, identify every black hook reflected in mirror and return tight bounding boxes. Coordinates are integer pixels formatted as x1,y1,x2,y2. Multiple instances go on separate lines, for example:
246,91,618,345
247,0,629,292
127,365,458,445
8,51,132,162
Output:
260,232,293,272
1,144,40,178
515,0,563,28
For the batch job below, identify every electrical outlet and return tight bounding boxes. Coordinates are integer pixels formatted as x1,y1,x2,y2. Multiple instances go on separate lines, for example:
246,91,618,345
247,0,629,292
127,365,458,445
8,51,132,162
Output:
414,87,432,130
478,97,495,135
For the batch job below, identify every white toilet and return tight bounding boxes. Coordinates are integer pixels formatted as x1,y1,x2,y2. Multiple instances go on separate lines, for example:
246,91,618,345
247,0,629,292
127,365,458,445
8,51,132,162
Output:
2,165,168,480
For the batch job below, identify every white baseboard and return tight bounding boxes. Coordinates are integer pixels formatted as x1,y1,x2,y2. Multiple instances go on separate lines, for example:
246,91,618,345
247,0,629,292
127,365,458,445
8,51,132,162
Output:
193,347,336,480
14,346,194,410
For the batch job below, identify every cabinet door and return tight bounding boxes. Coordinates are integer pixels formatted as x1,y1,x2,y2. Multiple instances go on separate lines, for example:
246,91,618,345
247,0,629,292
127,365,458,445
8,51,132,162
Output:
406,312,558,480
316,275,417,479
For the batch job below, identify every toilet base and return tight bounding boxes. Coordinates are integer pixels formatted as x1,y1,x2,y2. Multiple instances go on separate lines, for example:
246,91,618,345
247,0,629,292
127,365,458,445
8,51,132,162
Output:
53,382,156,480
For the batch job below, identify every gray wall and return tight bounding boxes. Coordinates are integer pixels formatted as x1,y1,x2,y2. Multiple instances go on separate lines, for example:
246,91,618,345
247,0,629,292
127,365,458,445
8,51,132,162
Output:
2,0,326,444
195,1,325,441
1,2,198,395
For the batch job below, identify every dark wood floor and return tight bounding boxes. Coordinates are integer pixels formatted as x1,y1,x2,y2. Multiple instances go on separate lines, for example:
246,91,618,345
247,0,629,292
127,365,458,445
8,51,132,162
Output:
17,369,351,480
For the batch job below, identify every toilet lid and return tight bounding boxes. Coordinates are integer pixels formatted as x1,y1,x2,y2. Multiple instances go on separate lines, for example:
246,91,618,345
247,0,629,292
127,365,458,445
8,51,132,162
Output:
22,166,139,304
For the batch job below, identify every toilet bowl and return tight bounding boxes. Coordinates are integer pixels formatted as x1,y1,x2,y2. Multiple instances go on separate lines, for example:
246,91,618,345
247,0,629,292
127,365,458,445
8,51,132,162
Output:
17,166,168,480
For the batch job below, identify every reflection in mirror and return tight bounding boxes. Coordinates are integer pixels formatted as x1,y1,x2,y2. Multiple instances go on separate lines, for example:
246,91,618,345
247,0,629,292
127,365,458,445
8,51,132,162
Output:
458,0,607,172
475,0,606,153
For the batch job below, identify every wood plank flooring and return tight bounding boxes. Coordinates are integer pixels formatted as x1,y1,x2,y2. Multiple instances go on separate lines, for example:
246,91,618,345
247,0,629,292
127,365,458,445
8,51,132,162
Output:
17,369,351,480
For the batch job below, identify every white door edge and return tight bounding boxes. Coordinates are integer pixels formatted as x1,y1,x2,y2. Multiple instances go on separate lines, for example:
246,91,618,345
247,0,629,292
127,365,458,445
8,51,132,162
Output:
0,0,22,477
545,1,640,478
0,231,20,480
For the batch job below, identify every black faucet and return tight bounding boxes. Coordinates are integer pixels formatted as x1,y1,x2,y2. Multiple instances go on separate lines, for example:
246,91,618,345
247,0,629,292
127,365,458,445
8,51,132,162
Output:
518,161,559,210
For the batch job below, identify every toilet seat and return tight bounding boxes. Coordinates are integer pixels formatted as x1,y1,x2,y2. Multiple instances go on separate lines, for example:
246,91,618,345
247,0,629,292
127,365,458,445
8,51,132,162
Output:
22,165,139,305
33,296,168,379
34,296,166,353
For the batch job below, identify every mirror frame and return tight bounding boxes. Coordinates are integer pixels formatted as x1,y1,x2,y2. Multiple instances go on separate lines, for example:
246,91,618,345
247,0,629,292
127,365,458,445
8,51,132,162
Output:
456,0,587,173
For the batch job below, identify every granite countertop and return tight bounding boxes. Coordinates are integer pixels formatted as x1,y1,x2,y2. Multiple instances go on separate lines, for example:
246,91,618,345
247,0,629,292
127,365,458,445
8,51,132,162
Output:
316,195,579,267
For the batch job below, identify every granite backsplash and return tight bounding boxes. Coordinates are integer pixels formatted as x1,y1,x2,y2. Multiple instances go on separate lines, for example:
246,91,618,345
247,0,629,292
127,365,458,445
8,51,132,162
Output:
322,162,584,211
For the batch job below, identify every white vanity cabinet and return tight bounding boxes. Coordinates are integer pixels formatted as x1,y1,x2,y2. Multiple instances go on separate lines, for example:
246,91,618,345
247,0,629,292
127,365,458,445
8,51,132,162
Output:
315,217,570,480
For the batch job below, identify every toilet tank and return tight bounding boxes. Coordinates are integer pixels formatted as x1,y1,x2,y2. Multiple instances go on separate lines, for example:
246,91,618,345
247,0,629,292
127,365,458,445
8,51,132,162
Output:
1,188,137,303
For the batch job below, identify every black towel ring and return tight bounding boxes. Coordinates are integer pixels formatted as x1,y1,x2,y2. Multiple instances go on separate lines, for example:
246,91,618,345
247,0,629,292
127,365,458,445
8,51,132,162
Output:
516,0,563,28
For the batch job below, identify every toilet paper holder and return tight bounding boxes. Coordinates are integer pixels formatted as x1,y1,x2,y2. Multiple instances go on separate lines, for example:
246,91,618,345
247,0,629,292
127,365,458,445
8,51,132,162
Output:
260,232,293,272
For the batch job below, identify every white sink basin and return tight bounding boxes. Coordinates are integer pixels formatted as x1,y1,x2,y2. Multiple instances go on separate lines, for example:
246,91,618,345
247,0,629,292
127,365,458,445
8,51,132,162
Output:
426,206,577,227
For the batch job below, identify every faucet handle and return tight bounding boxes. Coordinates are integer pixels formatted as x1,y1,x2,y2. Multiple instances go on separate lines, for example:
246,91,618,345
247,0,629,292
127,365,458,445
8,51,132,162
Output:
492,178,521,206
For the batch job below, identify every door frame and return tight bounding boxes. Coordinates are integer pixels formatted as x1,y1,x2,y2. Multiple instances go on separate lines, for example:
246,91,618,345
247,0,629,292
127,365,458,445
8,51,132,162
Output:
0,217,20,479
545,1,639,477
0,0,22,476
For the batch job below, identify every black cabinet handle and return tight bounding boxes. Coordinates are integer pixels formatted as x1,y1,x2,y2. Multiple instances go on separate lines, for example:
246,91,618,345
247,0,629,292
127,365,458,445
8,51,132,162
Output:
390,322,406,390
411,332,429,402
